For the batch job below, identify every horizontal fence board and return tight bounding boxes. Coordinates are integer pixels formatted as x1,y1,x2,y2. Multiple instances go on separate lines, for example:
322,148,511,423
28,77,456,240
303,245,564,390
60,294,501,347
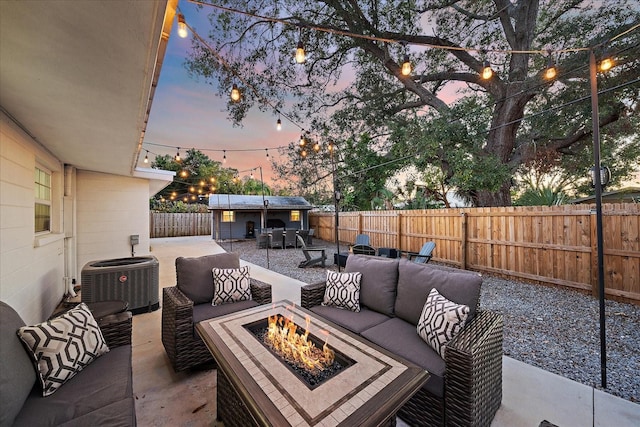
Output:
310,203,640,305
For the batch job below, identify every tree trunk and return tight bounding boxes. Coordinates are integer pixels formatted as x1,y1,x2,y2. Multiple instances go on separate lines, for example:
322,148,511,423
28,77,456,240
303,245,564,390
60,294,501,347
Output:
477,181,512,207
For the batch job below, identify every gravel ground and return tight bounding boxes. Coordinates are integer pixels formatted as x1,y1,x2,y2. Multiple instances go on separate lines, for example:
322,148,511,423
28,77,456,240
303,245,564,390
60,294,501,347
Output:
218,238,640,404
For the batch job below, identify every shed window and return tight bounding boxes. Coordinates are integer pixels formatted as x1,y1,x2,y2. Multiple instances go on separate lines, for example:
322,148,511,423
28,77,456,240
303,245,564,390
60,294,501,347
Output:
222,211,235,222
35,167,51,233
290,210,301,221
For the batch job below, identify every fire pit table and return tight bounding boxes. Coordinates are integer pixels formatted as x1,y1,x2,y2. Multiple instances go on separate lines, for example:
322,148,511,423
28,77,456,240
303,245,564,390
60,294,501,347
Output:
196,300,429,427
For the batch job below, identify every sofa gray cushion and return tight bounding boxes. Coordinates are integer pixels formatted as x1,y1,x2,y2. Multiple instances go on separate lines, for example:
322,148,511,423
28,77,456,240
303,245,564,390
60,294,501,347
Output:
0,302,37,427
309,306,391,334
176,252,240,304
361,317,446,398
13,345,133,426
193,299,259,326
395,259,482,325
345,255,399,316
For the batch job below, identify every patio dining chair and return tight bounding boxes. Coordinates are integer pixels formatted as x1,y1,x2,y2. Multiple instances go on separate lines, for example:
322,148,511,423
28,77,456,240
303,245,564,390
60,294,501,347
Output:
269,228,284,249
351,244,376,256
284,229,297,248
408,241,436,264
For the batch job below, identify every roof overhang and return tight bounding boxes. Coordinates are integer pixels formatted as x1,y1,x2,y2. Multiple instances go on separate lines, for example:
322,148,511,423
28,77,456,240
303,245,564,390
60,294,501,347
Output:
0,0,177,177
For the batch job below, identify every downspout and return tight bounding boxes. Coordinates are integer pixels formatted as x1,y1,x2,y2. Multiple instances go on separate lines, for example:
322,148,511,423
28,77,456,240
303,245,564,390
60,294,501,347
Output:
63,165,77,297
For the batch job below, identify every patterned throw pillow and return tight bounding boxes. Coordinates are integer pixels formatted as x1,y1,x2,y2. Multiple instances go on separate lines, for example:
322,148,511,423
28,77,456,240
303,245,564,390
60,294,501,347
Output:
212,266,252,305
322,271,362,312
417,288,469,358
17,303,109,396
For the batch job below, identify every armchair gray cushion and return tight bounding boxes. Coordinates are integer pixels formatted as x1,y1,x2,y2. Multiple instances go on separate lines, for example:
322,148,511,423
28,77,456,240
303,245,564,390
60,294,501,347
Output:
394,259,482,325
176,252,240,304
0,302,36,427
345,255,399,316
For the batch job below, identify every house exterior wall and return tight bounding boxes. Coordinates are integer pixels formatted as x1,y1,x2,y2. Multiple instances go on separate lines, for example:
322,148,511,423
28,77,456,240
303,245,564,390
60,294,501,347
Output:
0,112,65,324
76,170,151,277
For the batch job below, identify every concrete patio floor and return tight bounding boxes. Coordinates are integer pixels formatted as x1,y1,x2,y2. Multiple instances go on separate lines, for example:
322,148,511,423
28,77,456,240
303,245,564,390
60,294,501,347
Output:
132,236,639,426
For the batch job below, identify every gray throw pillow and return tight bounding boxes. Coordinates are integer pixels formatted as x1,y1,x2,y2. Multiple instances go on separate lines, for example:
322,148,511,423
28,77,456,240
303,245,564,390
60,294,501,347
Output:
345,255,398,315
176,252,240,304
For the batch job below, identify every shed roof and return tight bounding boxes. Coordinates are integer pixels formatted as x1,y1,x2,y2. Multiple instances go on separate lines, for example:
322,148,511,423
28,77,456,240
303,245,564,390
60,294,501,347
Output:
208,195,313,210
570,187,640,204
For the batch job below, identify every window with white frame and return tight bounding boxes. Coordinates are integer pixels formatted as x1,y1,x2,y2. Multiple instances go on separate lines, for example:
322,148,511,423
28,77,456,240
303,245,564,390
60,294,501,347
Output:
34,166,52,233
290,210,301,221
222,211,235,222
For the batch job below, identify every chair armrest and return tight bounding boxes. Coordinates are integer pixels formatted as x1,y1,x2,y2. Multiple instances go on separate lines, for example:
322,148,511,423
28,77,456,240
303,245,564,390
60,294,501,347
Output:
98,311,132,348
444,310,504,426
300,281,326,309
161,286,195,364
250,278,272,305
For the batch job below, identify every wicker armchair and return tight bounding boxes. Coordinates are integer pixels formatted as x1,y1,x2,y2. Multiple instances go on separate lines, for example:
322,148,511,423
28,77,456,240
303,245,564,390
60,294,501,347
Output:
161,253,272,372
301,277,503,427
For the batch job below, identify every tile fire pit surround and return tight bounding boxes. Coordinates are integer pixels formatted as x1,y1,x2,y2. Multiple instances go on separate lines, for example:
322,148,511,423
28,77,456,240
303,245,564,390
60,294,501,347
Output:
197,300,429,426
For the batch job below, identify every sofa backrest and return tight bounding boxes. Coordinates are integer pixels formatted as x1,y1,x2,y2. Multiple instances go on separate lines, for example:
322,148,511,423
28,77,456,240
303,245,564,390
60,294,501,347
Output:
345,255,399,316
394,259,482,325
0,301,37,427
176,252,241,304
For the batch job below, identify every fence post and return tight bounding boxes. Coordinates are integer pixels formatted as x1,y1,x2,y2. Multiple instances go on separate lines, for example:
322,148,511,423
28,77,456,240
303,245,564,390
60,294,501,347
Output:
461,212,467,270
397,212,402,254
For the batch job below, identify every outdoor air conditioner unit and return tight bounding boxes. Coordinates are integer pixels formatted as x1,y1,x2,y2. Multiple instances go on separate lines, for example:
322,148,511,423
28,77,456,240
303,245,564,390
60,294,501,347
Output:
81,256,159,315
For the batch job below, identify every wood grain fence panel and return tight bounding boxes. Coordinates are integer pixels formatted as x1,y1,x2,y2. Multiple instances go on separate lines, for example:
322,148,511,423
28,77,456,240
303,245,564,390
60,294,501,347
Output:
310,203,639,305
149,213,211,238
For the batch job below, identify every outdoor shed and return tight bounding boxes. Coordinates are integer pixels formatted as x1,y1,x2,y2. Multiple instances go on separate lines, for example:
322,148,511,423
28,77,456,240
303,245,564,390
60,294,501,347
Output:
208,195,313,240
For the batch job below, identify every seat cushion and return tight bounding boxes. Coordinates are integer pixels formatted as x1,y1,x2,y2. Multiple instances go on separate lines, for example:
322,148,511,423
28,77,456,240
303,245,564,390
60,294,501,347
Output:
193,300,259,325
361,317,445,398
176,252,240,304
395,259,481,325
0,302,37,427
13,345,133,426
345,255,399,316
309,306,390,334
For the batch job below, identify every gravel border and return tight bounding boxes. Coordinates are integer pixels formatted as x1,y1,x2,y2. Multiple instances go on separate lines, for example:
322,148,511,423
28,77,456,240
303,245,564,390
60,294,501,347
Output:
219,238,639,404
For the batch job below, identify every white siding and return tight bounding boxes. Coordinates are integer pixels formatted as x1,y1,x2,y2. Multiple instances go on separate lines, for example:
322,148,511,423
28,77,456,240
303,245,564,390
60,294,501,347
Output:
0,112,65,324
76,171,151,278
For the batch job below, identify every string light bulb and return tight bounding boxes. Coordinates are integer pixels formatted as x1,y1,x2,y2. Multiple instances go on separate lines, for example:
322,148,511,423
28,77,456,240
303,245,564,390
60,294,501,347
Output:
295,28,306,64
544,52,557,80
313,142,320,152
401,54,412,76
230,84,241,102
599,52,614,72
276,118,282,131
143,151,149,164
299,134,306,146
300,148,307,158
175,148,181,162
481,59,493,79
177,13,188,38
265,148,269,158
222,150,227,164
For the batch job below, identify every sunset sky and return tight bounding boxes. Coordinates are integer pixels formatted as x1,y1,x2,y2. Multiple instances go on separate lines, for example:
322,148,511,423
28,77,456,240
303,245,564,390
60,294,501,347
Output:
142,1,301,186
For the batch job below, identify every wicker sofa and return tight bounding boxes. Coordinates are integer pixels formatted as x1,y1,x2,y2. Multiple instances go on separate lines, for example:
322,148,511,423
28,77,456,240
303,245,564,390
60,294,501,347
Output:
162,252,272,372
0,301,135,426
301,255,503,427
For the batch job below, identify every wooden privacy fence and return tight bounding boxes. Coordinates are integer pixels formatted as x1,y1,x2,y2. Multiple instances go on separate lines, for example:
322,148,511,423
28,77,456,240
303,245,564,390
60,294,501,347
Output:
150,213,211,238
309,203,640,305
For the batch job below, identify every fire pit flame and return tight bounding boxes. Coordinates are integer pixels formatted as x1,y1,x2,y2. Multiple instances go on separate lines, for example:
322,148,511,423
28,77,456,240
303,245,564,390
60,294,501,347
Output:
266,314,335,372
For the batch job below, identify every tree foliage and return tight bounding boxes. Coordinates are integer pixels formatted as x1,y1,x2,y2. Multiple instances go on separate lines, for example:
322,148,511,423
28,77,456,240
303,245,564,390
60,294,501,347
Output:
151,149,272,204
185,0,640,207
